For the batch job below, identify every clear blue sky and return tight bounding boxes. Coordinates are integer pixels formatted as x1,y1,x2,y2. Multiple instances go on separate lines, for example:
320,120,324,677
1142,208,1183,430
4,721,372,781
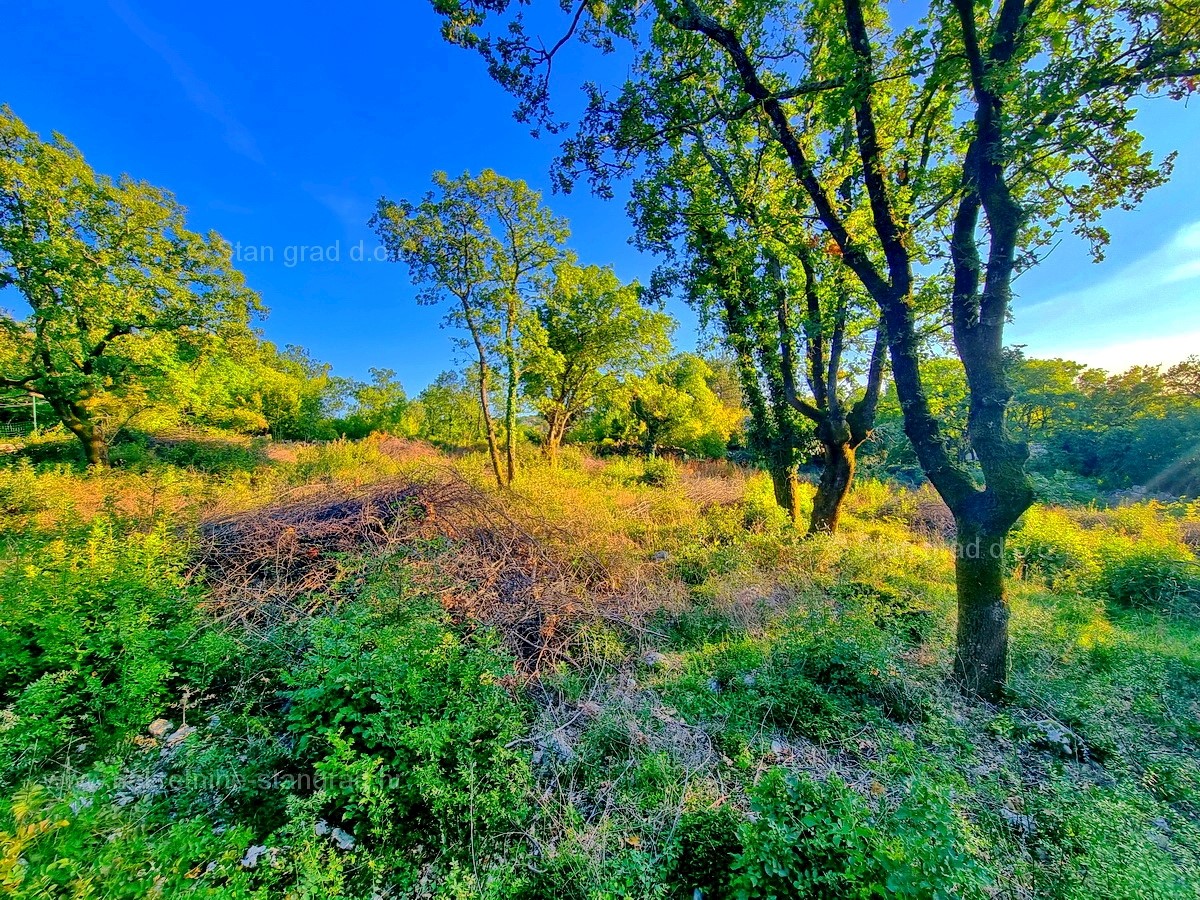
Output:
4,1,1198,389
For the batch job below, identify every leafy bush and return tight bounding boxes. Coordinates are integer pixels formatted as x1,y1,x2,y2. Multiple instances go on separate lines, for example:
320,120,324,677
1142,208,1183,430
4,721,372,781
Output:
1023,781,1200,899
0,520,228,784
664,804,744,899
733,770,988,899
282,583,532,859
1008,507,1097,585
639,456,680,487
1093,547,1200,612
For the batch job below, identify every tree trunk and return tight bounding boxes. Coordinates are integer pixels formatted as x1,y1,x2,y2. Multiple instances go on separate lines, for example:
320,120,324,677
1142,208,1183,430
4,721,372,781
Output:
46,394,110,468
477,367,505,488
543,411,569,465
809,440,855,534
952,521,1009,701
504,320,519,486
769,463,803,524
544,424,562,465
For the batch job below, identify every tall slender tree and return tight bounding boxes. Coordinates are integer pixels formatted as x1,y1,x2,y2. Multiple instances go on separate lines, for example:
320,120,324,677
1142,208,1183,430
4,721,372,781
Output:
372,170,567,487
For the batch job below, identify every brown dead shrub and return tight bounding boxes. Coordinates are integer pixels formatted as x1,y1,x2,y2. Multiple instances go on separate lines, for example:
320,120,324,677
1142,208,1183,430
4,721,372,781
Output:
191,468,654,671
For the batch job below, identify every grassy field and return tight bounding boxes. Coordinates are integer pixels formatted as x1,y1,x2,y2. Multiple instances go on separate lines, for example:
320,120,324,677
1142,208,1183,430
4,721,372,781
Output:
1,434,1198,899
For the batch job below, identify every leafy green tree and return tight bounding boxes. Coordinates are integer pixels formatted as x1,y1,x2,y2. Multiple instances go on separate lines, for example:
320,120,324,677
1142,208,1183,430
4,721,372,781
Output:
418,369,485,446
1165,356,1200,400
433,0,1200,698
0,107,260,466
521,261,673,461
372,170,567,486
634,127,890,530
613,353,743,458
1004,353,1089,444
338,368,420,438
254,344,351,441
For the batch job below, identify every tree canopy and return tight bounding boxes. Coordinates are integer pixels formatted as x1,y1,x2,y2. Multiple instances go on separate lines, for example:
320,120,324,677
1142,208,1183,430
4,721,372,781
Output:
0,107,261,465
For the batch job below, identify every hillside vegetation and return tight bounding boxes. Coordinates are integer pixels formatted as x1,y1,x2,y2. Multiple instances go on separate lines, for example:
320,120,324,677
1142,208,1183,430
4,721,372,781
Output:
2,433,1198,899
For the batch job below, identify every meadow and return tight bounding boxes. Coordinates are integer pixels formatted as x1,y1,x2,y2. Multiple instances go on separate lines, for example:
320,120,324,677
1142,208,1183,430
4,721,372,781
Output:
1,432,1197,899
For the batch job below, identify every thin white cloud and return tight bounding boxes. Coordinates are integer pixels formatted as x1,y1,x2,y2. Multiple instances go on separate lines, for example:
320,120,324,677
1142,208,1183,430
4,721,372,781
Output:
302,183,373,235
1011,220,1200,367
108,0,264,165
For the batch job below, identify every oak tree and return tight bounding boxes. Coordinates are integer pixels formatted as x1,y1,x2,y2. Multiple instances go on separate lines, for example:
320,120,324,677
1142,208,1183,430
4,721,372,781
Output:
0,107,260,466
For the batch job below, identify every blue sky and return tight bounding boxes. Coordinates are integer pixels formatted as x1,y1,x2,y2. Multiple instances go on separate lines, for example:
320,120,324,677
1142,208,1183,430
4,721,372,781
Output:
3,1,1198,390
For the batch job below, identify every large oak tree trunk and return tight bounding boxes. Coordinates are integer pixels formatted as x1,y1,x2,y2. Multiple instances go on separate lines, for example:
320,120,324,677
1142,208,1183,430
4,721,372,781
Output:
810,439,855,534
46,394,109,468
953,522,1009,700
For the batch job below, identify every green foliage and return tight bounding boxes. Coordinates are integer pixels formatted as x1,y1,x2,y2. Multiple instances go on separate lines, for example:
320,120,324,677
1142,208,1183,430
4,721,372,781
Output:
1093,548,1200,613
282,586,532,858
0,107,261,464
1008,507,1097,585
0,519,229,784
417,369,485,446
1020,781,1200,900
0,784,259,899
663,804,744,899
586,353,744,458
522,261,674,455
733,770,987,900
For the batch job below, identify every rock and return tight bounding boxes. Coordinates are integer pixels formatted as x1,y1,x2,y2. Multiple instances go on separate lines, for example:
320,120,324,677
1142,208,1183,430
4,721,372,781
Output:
1148,830,1170,851
240,845,269,869
148,718,172,738
1000,807,1036,835
642,651,667,668
165,724,196,747
742,672,757,687
546,732,575,762
707,678,721,694
1151,817,1172,836
1029,720,1082,759
314,819,331,837
331,827,356,851
650,550,670,562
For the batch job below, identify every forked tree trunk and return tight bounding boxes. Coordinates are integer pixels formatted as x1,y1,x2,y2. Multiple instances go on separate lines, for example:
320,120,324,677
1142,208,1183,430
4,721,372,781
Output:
810,440,855,534
953,522,1009,699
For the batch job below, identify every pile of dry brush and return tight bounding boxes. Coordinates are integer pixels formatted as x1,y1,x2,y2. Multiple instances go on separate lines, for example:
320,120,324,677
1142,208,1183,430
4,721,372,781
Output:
190,467,651,671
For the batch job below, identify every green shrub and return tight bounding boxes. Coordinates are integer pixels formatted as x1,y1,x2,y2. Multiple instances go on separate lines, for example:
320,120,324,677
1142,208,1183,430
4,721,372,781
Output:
1024,782,1200,899
0,460,45,518
282,583,532,859
0,520,226,784
639,456,680,487
733,770,988,899
664,804,744,899
1008,507,1097,585
1093,547,1200,612
0,783,258,899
